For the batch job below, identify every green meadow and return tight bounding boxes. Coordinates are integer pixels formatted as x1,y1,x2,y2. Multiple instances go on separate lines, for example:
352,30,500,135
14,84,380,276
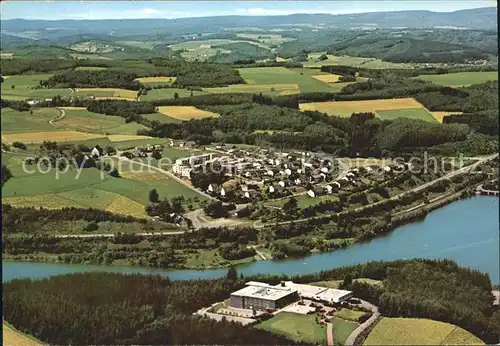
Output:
413,71,498,87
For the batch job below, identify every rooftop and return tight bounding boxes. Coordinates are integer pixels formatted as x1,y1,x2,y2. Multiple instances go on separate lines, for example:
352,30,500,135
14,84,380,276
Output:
231,281,297,301
277,281,352,303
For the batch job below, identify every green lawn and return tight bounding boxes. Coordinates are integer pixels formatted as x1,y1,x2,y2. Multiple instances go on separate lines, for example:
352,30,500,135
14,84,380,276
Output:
1,74,70,100
376,108,438,123
303,53,410,69
256,312,326,344
1,107,62,133
142,113,182,124
412,71,498,87
333,308,366,322
311,278,383,289
237,67,337,93
139,88,207,101
364,318,484,345
331,316,359,345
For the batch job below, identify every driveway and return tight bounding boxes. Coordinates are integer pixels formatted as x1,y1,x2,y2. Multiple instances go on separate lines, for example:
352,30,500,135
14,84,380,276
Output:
344,299,380,346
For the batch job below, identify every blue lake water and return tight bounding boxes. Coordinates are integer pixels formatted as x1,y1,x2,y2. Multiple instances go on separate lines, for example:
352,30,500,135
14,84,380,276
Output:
3,196,499,284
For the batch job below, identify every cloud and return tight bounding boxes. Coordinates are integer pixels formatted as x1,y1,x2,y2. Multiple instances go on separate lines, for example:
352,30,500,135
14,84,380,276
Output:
246,8,266,15
141,8,160,16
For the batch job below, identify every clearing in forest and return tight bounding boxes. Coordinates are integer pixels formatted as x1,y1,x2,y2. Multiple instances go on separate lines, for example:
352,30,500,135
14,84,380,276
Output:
135,76,176,84
73,88,138,100
107,134,154,142
412,71,497,87
363,318,484,345
311,74,342,83
299,98,427,117
157,106,219,120
431,111,463,123
203,83,299,95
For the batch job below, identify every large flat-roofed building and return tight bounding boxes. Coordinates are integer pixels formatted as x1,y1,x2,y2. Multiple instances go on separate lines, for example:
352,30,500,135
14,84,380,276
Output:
230,281,299,311
230,281,353,311
278,281,353,304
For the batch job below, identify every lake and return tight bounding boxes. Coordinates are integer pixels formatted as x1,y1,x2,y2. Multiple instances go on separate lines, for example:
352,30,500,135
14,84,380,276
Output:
3,196,499,284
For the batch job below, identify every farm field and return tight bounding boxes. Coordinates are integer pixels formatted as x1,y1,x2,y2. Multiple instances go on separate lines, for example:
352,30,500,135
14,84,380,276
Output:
303,53,410,69
238,67,337,93
376,108,437,123
3,321,42,346
134,76,176,86
170,39,269,51
413,71,498,87
235,33,293,45
142,112,181,124
2,130,106,144
1,107,62,133
331,316,359,345
1,74,71,100
157,106,219,121
255,312,326,344
2,160,207,216
72,88,138,100
203,83,299,95
299,97,428,117
431,111,463,123
139,88,207,101
310,74,341,83
363,318,484,345
74,66,107,71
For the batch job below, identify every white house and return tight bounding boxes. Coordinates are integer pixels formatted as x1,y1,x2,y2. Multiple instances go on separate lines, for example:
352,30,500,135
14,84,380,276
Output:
241,184,249,192
307,187,324,198
266,170,275,176
294,178,302,185
284,168,292,176
278,180,286,188
91,147,101,158
384,165,392,172
346,172,355,178
332,181,341,189
220,187,226,197
268,185,275,193
320,167,329,174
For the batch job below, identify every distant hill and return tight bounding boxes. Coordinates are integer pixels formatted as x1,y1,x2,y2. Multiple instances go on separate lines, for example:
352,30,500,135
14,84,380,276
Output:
1,7,497,38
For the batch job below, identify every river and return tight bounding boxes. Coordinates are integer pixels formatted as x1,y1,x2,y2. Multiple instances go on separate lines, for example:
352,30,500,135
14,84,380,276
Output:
3,196,499,284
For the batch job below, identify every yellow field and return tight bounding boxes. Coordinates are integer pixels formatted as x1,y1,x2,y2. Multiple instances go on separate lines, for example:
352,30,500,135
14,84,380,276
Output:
431,111,463,123
75,88,138,99
157,106,219,121
311,74,341,83
2,194,82,209
120,171,169,182
135,76,177,83
106,134,154,142
300,98,424,116
276,57,288,62
205,83,299,93
364,318,484,345
2,131,106,144
3,322,42,346
2,75,12,79
105,196,148,218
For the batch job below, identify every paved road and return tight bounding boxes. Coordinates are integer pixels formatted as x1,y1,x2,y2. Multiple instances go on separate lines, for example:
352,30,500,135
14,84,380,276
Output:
344,299,380,346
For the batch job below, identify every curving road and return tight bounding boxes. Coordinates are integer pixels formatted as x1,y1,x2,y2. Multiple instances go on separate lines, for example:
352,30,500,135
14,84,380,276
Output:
344,299,380,346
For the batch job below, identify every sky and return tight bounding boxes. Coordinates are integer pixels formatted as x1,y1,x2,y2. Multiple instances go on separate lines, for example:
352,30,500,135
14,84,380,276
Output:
0,1,497,21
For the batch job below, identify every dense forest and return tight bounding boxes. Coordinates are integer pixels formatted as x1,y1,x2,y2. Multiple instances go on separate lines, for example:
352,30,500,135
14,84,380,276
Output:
3,259,498,344
41,70,141,90
2,272,299,345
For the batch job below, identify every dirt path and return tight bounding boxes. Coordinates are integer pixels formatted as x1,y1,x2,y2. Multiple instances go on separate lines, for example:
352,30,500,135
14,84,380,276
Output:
326,322,334,346
49,108,66,127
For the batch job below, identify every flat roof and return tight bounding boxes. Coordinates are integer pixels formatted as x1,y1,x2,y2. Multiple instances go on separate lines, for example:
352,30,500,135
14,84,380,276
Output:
277,281,352,303
231,282,297,301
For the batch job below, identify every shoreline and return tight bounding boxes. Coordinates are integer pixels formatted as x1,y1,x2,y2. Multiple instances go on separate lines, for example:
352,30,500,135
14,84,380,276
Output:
3,192,495,272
